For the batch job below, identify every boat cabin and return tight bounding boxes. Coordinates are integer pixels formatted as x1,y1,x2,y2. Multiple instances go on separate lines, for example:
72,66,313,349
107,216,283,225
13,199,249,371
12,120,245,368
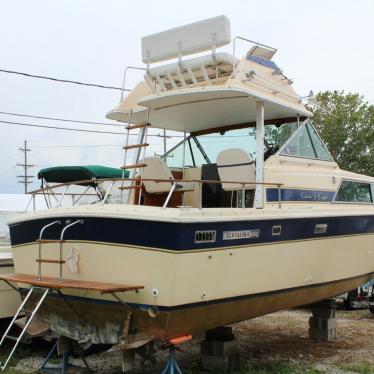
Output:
27,16,374,211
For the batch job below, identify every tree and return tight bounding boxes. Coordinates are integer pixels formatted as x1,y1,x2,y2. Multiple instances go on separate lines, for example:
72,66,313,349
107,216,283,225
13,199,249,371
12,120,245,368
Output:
309,91,374,176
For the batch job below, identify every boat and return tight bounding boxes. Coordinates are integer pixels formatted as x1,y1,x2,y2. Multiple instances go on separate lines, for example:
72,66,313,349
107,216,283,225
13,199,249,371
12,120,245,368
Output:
2,15,374,356
0,195,35,320
0,240,19,319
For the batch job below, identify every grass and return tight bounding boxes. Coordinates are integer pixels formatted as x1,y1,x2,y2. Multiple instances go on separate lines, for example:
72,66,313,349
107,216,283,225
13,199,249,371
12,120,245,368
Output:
341,363,374,373
184,361,324,374
0,337,54,374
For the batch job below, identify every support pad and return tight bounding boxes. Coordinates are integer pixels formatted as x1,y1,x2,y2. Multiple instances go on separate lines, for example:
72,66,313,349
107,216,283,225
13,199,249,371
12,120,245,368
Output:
308,299,337,341
201,327,240,371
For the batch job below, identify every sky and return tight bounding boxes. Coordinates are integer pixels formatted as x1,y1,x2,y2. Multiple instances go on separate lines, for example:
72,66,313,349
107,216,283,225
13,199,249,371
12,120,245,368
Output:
0,0,373,193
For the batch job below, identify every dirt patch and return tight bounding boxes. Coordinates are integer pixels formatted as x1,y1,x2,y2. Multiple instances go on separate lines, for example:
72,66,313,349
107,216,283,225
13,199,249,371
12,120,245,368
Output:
7,307,374,373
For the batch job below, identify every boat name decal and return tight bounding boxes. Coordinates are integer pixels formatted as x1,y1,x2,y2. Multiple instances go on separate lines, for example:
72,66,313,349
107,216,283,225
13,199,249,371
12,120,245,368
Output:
300,191,330,201
223,229,260,240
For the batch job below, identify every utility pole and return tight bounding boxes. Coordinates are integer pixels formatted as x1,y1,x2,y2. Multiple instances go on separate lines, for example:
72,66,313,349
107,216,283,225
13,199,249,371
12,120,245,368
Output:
17,140,34,194
154,130,171,156
162,129,167,154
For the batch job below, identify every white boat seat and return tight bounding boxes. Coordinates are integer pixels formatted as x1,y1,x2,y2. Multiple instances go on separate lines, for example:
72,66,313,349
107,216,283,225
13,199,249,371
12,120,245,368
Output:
216,148,256,191
146,52,238,91
141,157,195,194
142,15,231,63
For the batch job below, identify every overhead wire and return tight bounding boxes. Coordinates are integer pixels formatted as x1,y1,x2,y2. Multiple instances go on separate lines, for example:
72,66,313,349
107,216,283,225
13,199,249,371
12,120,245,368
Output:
0,69,123,91
0,119,183,137
0,119,124,135
0,111,123,127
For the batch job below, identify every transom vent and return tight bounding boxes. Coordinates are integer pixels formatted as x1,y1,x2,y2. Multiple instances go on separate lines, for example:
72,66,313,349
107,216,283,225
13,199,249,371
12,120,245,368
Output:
195,230,217,243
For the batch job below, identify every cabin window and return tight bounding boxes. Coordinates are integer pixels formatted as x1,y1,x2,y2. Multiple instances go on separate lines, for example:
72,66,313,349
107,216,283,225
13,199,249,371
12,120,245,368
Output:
335,180,373,203
279,121,333,161
264,122,298,149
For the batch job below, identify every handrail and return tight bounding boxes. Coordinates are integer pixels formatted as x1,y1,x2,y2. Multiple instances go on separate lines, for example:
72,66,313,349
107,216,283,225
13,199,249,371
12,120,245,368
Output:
232,35,277,78
28,177,283,195
27,177,284,210
120,66,147,101
37,220,61,280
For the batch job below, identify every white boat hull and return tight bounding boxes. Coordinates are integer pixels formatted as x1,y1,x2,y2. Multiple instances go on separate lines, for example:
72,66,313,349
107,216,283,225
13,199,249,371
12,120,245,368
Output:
8,206,374,341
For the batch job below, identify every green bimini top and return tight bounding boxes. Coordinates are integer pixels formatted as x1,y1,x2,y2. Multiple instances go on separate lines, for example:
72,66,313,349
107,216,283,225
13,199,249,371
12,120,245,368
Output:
38,165,129,185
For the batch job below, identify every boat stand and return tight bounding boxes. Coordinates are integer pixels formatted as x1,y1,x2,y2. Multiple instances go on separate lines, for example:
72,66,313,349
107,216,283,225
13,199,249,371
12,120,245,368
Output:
162,345,182,374
39,340,91,374
161,335,192,374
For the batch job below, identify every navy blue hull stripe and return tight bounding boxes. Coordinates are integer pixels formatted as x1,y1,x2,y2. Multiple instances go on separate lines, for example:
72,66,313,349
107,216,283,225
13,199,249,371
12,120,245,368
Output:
8,213,374,250
266,188,335,202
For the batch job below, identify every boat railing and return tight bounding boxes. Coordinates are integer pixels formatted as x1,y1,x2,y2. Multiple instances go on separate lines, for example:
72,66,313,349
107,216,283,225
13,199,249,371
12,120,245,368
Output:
25,178,284,211
120,66,147,101
231,36,277,77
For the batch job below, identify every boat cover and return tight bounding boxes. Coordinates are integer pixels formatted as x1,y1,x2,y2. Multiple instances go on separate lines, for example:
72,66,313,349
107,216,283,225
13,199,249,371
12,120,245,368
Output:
38,165,128,184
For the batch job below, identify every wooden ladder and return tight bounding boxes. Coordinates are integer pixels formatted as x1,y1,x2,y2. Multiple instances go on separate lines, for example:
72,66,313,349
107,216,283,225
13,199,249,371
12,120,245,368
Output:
120,118,150,203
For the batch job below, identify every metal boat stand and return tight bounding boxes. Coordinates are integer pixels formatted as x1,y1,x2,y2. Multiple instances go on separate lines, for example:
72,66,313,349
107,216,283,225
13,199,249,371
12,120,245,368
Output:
39,339,92,374
161,335,192,374
162,345,182,374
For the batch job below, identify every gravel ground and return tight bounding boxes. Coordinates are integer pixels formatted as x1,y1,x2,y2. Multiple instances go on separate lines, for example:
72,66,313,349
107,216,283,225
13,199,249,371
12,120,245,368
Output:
7,307,374,373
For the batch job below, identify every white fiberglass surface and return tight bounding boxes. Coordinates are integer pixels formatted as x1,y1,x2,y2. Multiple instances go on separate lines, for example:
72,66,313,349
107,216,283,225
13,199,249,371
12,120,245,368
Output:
0,211,15,242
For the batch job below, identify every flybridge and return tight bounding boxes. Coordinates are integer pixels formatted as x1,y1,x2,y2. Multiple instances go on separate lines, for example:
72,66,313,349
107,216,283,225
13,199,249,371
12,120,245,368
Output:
106,15,312,208
107,14,310,132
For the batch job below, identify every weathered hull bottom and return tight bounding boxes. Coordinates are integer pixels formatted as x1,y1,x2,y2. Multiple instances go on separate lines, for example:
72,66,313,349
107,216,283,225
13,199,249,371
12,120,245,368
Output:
36,272,372,344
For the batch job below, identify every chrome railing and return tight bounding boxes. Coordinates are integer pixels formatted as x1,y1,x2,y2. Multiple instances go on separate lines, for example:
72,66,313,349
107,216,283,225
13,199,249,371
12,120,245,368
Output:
120,66,147,100
25,177,284,211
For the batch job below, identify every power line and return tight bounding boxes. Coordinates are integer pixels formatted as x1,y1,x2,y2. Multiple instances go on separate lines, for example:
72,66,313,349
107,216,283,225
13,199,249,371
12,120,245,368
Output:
0,111,122,127
0,120,184,138
33,144,122,148
0,144,121,149
0,119,184,137
0,69,123,91
0,119,124,135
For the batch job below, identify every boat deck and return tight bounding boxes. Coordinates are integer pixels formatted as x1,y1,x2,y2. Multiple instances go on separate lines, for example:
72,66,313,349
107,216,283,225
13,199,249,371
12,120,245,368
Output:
0,273,144,293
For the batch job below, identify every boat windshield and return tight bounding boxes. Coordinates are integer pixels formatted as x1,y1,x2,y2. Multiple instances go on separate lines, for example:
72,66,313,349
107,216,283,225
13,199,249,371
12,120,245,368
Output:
279,120,333,161
162,121,299,168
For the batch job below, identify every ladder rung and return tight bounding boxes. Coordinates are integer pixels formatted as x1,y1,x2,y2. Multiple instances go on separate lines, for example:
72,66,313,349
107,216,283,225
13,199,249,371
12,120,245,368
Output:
3,335,31,343
36,239,64,244
0,286,49,371
121,163,147,170
35,259,66,264
21,308,34,314
125,123,150,130
123,143,149,150
3,335,17,342
118,185,142,190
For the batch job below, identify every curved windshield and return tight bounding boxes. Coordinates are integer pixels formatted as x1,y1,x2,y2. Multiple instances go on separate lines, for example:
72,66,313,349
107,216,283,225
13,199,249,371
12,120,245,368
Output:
279,120,333,161
162,121,300,168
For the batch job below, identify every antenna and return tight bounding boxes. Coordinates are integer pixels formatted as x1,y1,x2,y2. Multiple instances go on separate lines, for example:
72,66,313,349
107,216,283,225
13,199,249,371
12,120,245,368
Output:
17,140,34,194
